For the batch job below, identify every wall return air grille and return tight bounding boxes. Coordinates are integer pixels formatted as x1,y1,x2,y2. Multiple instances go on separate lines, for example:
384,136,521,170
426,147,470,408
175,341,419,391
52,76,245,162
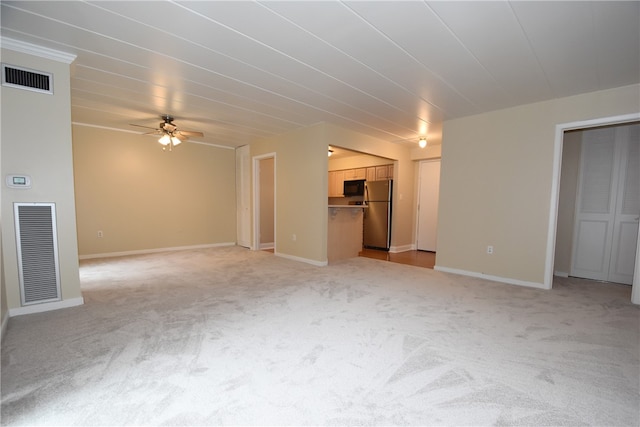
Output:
14,203,62,305
2,63,53,94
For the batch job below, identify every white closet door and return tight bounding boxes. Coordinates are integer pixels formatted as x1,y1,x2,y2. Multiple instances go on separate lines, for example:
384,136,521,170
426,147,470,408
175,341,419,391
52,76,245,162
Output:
571,127,617,281
416,160,440,252
609,124,639,285
571,123,639,285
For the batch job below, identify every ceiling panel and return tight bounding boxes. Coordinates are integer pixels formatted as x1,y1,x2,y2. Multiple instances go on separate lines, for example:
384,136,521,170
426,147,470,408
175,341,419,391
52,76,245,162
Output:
427,1,553,104
510,1,600,97
2,1,638,149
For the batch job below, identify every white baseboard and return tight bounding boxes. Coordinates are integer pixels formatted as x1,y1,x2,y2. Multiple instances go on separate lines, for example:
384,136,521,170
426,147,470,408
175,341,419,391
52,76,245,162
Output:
434,266,549,290
79,242,236,260
275,252,328,267
1,310,9,342
554,271,569,278
389,244,415,253
259,242,274,250
9,297,85,317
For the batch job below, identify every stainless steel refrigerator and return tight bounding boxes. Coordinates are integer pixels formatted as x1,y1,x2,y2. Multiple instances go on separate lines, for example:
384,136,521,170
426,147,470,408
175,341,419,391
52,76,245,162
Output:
364,179,392,250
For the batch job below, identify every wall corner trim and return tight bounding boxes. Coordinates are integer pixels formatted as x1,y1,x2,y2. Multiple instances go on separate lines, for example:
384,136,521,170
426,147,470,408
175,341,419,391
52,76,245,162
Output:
434,266,549,290
9,297,84,317
1,311,9,342
275,252,328,267
78,242,235,260
1,37,77,64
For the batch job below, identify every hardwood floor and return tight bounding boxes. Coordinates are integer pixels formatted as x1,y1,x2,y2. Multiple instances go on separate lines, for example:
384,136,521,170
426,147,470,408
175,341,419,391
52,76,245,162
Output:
262,247,436,269
359,248,436,269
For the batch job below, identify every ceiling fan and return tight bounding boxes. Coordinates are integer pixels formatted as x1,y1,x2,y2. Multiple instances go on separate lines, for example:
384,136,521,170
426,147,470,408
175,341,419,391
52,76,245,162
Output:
130,115,204,151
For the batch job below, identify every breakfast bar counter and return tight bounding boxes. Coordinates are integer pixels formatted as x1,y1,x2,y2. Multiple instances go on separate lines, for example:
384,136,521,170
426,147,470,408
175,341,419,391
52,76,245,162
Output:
327,205,365,262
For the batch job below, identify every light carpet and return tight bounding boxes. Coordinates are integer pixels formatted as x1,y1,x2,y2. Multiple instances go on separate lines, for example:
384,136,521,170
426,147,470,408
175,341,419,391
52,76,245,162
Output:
1,246,638,426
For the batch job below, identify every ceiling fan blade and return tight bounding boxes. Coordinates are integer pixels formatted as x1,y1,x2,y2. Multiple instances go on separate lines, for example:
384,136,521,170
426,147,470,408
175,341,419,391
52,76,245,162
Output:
176,130,204,138
143,130,162,136
130,123,160,131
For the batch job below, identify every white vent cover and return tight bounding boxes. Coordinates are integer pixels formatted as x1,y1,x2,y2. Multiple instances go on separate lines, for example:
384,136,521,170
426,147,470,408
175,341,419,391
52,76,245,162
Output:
14,203,61,305
2,63,53,94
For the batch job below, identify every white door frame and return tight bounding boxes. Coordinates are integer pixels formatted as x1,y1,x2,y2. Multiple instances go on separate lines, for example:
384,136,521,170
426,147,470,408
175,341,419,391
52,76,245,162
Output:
546,113,640,304
236,145,251,248
253,153,276,252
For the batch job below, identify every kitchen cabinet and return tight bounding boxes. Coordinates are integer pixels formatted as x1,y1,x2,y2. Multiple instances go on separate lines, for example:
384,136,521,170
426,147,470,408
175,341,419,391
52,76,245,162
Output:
344,168,366,180
328,170,345,197
329,164,394,197
375,165,389,180
366,167,376,182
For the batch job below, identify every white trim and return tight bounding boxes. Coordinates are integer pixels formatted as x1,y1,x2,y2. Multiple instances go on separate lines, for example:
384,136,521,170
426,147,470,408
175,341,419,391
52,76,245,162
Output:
259,242,274,250
1,37,76,64
275,252,328,267
632,223,640,305
1,311,9,341
9,297,84,317
253,153,276,252
78,242,235,260
554,271,569,278
547,113,640,301
389,244,415,253
435,265,547,290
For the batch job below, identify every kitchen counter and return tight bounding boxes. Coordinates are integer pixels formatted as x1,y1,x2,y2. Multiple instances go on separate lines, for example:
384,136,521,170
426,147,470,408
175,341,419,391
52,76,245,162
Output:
327,205,364,262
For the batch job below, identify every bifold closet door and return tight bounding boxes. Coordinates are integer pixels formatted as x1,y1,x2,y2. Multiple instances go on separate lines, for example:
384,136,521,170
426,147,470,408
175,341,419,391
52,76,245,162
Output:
571,123,639,285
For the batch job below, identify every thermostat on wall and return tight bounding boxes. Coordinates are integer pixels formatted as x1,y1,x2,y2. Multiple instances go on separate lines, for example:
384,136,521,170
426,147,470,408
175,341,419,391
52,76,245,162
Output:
6,174,32,189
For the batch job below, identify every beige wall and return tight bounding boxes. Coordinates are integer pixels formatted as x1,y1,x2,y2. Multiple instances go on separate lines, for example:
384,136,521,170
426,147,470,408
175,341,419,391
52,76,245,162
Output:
554,131,582,275
251,123,328,263
1,48,82,310
72,125,237,256
250,122,423,262
437,84,640,285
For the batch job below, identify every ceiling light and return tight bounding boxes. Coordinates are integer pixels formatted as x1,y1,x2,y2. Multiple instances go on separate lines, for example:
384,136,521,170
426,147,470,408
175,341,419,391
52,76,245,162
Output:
171,136,182,146
419,137,427,148
158,133,171,146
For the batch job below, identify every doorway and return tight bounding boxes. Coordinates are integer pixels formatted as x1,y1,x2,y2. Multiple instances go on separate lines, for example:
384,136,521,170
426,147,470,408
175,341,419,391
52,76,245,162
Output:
570,123,638,285
253,154,275,252
416,159,441,252
549,113,640,304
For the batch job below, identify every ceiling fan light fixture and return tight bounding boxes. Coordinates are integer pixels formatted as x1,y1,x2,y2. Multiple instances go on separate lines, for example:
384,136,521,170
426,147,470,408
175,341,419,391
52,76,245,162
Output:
171,136,182,146
158,133,171,145
419,137,427,148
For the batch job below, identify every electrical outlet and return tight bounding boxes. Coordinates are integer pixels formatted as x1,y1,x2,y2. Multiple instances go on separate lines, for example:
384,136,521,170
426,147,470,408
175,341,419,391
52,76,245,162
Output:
486,245,493,254
97,230,104,238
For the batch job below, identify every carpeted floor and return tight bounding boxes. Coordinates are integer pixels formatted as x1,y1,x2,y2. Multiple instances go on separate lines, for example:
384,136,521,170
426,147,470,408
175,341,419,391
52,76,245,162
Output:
1,246,638,426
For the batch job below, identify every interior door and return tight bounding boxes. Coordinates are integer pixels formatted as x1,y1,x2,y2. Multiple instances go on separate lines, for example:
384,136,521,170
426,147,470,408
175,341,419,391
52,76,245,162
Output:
609,124,639,284
416,160,441,252
571,123,639,285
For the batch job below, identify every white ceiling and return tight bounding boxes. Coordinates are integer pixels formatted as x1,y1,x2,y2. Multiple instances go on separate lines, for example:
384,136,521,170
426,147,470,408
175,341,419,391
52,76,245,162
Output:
2,1,638,149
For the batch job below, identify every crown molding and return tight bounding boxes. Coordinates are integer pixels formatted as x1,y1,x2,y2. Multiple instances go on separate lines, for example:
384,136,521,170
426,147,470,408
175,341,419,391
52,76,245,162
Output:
1,37,76,64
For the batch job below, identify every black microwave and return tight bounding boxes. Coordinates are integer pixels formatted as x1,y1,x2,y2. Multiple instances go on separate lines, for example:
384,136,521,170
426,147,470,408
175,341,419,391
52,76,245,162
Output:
343,179,365,197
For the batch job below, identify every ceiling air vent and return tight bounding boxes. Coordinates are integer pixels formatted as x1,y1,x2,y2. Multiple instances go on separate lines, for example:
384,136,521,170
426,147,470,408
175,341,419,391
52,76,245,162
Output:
2,63,53,94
